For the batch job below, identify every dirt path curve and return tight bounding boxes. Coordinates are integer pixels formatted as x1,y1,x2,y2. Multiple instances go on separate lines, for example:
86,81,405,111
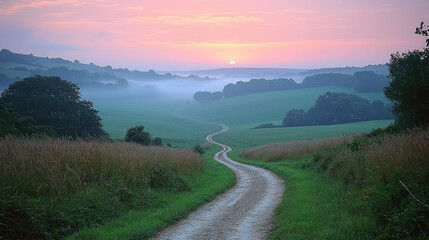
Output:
152,124,285,240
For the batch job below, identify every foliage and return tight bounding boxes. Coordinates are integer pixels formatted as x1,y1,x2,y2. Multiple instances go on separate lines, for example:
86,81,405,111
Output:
0,73,20,90
282,92,392,127
282,109,306,126
223,78,298,98
125,125,151,145
353,71,389,93
193,91,223,103
0,75,108,138
384,48,429,127
0,104,55,137
301,73,353,88
193,144,205,154
415,21,429,47
254,123,276,129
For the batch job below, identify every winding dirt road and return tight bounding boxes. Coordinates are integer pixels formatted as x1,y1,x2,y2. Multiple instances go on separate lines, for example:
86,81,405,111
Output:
152,124,285,240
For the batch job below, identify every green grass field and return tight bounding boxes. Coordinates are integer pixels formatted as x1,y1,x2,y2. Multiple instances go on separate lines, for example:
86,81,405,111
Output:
95,86,391,149
94,98,219,147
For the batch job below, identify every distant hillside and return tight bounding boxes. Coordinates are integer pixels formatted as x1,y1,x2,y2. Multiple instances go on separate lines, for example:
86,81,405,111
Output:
0,49,211,90
170,68,309,79
169,64,388,81
194,71,390,102
301,64,389,76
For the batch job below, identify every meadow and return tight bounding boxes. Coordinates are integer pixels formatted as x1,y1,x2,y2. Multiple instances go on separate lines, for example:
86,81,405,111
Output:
93,98,219,146
0,85,395,239
0,136,235,239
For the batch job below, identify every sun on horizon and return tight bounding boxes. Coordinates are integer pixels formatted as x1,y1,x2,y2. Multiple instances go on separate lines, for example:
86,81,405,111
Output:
229,60,236,65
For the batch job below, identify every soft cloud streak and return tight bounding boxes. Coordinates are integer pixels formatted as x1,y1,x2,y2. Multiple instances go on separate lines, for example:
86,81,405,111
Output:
0,0,87,15
0,0,427,70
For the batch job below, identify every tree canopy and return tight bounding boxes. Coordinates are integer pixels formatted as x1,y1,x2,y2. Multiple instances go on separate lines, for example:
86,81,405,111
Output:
384,49,429,127
384,21,429,127
0,75,108,138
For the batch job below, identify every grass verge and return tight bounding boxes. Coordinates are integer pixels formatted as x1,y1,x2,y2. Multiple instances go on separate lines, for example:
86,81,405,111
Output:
67,145,236,240
228,151,379,240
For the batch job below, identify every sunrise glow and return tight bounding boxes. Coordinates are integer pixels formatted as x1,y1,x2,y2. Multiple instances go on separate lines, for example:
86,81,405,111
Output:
0,0,428,70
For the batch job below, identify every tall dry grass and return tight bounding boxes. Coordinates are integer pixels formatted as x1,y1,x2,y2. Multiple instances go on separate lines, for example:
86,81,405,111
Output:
0,136,202,197
243,136,353,161
330,129,429,187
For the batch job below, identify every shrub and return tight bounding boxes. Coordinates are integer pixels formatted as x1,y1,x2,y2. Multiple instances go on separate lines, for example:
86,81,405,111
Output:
151,137,163,146
125,125,151,145
193,144,205,154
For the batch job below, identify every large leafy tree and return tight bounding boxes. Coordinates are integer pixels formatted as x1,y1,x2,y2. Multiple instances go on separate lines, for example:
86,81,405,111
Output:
384,22,429,127
0,75,108,138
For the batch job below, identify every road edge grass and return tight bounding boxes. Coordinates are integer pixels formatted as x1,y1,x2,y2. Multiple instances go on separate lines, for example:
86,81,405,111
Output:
67,145,236,240
227,150,380,240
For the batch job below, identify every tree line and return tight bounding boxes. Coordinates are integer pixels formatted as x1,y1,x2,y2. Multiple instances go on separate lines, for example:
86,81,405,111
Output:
193,71,389,103
282,92,393,127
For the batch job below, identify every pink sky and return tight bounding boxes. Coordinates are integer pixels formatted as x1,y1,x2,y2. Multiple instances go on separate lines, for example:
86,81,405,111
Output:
0,0,428,71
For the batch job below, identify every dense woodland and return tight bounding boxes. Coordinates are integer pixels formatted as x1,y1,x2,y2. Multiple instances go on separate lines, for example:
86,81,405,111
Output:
193,71,389,102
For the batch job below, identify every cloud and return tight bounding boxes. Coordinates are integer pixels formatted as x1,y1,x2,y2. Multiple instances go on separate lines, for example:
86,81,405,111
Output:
46,11,73,17
124,12,261,25
174,39,395,49
0,0,87,15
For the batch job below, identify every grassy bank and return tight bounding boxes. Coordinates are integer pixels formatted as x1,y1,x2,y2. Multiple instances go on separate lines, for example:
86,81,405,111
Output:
235,128,429,239
68,145,235,239
0,137,235,239
229,150,378,239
